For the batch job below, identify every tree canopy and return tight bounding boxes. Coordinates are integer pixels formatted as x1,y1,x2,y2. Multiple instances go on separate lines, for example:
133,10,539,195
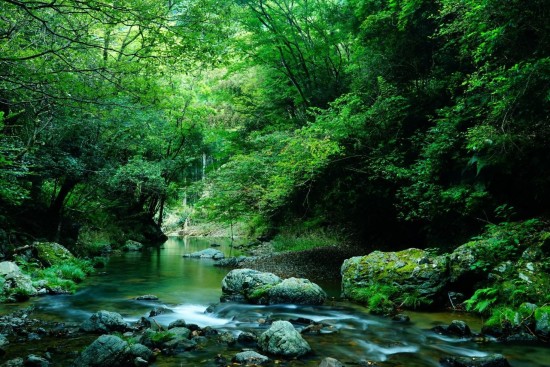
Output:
1,0,549,248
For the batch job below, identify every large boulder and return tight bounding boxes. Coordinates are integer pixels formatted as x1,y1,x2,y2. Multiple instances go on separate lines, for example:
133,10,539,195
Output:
221,269,281,303
341,249,448,304
33,242,74,266
267,278,326,305
80,311,129,333
258,320,311,358
183,248,224,260
73,335,130,367
0,261,37,299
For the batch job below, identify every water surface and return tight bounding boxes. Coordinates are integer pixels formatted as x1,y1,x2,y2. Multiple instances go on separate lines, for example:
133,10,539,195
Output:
2,237,549,366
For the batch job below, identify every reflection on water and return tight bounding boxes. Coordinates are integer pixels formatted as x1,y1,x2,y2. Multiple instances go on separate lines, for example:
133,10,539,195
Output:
1,236,549,366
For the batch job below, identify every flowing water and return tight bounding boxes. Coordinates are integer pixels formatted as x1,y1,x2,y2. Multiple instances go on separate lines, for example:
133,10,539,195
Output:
1,237,549,366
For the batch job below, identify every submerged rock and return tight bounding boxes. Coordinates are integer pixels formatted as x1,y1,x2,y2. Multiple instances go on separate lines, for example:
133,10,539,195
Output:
233,351,269,365
80,310,129,333
433,320,472,337
214,256,248,268
258,320,311,358
267,277,327,305
440,354,510,367
135,295,158,301
183,248,224,260
319,357,344,367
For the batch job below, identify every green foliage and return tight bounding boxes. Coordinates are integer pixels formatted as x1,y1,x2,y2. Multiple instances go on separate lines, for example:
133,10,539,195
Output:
350,284,399,314
271,229,342,253
465,287,499,314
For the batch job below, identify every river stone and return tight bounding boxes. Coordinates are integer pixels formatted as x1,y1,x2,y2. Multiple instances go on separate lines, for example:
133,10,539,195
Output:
440,354,510,367
319,357,344,367
258,320,311,358
267,277,327,305
237,331,258,344
0,334,8,354
168,319,187,329
183,248,224,259
221,269,281,303
34,242,74,266
0,358,23,367
168,327,191,339
341,248,448,304
128,343,154,362
135,295,158,301
233,351,269,365
73,335,130,367
80,310,129,333
433,320,471,337
123,240,143,252
25,354,49,367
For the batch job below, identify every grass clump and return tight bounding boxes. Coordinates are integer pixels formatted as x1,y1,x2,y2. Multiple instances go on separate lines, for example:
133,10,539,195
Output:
272,228,343,252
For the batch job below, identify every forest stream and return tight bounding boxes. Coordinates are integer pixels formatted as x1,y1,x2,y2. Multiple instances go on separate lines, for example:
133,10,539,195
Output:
1,237,548,367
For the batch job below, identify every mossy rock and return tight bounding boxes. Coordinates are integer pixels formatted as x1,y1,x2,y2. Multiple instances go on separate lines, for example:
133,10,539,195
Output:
34,242,74,266
341,248,449,307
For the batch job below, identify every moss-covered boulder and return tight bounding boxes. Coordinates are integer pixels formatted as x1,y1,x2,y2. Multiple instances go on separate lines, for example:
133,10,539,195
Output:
267,278,326,305
221,269,281,303
34,242,74,267
535,306,550,338
258,320,311,358
341,249,448,309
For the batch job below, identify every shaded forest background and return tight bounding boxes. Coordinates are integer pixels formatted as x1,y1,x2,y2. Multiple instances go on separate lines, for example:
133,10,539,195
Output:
1,0,549,253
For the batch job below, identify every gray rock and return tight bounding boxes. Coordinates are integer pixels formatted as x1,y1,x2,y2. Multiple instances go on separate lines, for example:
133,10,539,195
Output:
168,319,187,329
268,277,326,305
237,331,257,344
258,320,311,358
168,327,191,339
214,256,248,268
183,248,224,259
0,358,23,367
134,357,148,367
0,262,22,277
73,335,130,367
221,269,281,303
128,343,154,362
80,310,129,333
135,295,158,301
233,351,269,365
123,240,143,252
25,354,49,367
319,357,344,367
440,354,510,367
149,307,173,317
217,331,236,345
0,261,37,299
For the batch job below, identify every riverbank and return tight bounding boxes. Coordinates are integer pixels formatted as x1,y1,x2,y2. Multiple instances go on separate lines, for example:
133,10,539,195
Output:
238,242,365,282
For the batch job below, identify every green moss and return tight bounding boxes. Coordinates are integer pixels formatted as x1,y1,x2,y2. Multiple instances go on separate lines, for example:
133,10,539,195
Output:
150,330,175,344
350,284,399,314
535,306,550,321
248,284,274,302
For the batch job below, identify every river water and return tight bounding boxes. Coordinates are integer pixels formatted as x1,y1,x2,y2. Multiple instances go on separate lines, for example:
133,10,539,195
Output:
2,237,549,366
